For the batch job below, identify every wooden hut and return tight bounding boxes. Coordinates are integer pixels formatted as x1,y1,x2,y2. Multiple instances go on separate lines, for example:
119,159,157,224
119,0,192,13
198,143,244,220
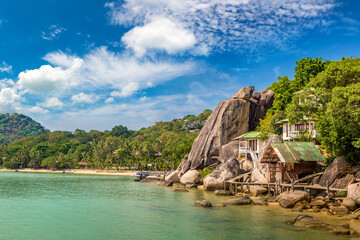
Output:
258,142,324,183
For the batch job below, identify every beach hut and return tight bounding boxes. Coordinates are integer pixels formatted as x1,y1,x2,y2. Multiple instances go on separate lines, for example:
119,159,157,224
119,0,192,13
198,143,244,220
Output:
78,161,88,169
275,117,318,141
258,142,324,183
233,131,264,167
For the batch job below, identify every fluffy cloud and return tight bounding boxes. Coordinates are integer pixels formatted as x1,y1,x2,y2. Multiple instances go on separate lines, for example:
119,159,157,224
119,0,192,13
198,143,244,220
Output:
17,47,196,99
0,61,12,73
0,87,21,113
107,0,335,54
71,93,97,104
122,17,196,56
17,58,83,93
40,97,64,109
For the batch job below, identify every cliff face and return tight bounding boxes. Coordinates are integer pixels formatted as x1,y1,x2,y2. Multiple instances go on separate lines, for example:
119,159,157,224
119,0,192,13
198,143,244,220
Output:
177,87,275,175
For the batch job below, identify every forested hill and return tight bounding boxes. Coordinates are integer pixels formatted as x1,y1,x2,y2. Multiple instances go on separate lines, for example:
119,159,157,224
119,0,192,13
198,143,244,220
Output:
0,113,50,145
0,109,212,169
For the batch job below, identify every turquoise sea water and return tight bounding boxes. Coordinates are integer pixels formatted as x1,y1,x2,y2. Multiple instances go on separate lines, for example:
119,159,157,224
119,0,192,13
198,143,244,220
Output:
0,172,347,240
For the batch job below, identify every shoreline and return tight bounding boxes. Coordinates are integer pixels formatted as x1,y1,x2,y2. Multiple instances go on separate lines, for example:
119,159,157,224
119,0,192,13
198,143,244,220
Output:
0,168,138,176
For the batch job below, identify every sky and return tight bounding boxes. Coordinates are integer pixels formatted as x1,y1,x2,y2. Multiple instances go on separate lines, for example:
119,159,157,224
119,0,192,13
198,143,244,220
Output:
0,0,360,132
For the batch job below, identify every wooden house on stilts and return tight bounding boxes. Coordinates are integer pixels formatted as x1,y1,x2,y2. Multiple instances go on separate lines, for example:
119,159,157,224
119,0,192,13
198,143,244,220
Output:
258,142,324,183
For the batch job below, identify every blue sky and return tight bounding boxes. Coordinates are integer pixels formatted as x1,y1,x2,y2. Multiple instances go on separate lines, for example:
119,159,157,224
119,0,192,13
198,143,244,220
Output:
0,0,359,131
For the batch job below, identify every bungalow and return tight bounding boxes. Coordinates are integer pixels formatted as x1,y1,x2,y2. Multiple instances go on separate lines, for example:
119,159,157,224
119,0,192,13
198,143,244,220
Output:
258,141,324,183
233,131,264,167
275,117,318,141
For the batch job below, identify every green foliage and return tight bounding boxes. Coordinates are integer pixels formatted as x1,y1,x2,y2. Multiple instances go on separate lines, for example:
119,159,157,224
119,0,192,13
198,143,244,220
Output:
0,113,49,145
0,110,205,170
199,168,214,179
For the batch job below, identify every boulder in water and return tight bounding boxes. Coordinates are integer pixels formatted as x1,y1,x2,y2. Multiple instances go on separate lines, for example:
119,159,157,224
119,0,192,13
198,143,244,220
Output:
276,191,310,208
194,200,213,208
203,159,241,191
224,196,253,205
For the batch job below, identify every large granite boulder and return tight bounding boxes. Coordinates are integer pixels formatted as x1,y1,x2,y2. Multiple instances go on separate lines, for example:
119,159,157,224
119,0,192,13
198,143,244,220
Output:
180,170,201,185
165,171,180,182
251,90,275,121
219,141,239,163
177,87,275,173
233,86,254,100
317,157,352,186
331,174,355,188
250,186,268,197
347,183,360,205
239,159,254,172
203,159,241,191
276,191,310,208
250,168,268,184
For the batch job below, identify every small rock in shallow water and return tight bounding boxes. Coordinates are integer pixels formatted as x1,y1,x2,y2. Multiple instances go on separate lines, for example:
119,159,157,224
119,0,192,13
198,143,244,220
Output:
194,200,212,208
332,206,350,216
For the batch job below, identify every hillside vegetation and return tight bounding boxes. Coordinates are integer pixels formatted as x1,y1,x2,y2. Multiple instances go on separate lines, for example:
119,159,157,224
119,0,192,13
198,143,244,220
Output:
0,109,212,169
0,113,49,145
258,57,360,163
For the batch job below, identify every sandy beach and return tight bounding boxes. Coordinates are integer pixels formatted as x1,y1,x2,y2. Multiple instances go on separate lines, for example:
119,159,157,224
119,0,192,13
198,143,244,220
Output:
0,168,137,176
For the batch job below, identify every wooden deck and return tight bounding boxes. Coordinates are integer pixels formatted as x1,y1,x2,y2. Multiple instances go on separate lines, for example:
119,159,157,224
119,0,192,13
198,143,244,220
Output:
225,180,347,199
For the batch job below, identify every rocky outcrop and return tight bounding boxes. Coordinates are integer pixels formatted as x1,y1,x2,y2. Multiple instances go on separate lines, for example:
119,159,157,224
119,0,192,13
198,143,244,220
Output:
251,90,275,121
317,157,353,186
276,191,310,208
203,159,242,191
233,86,254,100
177,87,275,173
330,174,355,188
180,170,201,185
219,141,239,163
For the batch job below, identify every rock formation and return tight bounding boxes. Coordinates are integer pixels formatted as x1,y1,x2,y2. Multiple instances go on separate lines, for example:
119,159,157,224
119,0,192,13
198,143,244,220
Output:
177,87,275,175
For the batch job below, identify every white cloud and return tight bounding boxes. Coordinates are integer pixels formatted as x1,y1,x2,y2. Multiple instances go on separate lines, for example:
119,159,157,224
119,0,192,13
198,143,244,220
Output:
17,58,83,93
0,87,21,113
84,47,196,97
71,93,97,104
107,0,335,54
17,47,196,99
0,61,12,73
105,97,114,103
28,106,49,114
122,17,196,56
40,97,64,109
41,25,66,40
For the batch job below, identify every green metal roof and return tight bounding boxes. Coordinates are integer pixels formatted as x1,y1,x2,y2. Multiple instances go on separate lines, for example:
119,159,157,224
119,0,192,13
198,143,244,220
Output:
292,87,316,95
233,131,261,140
270,142,324,163
274,117,315,125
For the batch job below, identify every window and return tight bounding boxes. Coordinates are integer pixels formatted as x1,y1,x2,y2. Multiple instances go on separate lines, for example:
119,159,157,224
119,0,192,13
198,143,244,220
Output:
295,124,305,131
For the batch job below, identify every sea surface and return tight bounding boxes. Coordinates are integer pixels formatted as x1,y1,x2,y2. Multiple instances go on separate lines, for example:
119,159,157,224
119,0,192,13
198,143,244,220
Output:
0,172,348,240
